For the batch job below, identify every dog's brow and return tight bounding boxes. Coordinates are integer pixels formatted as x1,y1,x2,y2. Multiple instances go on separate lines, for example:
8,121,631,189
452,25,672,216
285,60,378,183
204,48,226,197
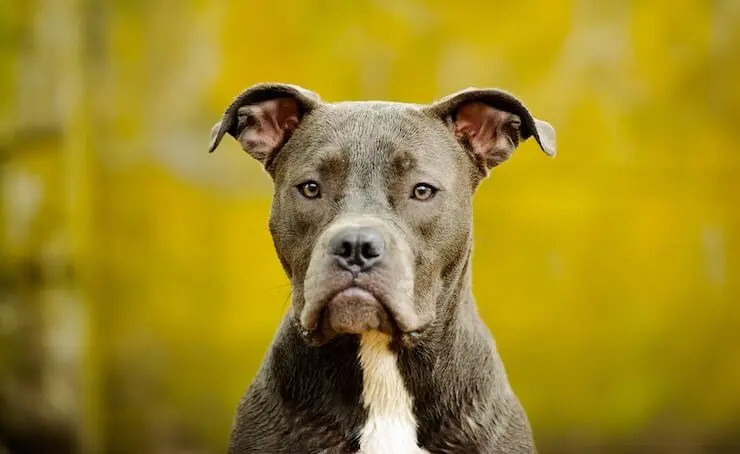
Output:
391,149,416,176
315,147,347,176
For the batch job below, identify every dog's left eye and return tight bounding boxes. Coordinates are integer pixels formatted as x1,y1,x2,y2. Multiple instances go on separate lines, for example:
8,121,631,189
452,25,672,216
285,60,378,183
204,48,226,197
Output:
297,181,321,199
411,183,437,201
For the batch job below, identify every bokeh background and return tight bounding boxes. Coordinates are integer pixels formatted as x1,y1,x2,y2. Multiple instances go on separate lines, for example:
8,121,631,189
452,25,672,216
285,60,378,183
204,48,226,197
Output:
1,0,739,453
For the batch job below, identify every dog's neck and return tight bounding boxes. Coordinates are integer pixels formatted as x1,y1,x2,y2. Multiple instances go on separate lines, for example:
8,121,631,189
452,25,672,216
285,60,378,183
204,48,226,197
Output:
356,331,422,453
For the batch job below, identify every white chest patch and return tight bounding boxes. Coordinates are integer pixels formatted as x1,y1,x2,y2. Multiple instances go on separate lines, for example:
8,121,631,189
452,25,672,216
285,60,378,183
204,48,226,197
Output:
358,332,428,454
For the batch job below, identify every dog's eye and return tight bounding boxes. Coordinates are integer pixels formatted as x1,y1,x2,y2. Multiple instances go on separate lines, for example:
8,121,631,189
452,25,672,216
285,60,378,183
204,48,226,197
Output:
296,181,321,199
411,183,437,201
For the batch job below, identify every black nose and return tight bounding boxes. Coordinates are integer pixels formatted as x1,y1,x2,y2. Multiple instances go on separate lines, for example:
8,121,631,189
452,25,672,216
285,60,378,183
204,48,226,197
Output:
329,227,386,272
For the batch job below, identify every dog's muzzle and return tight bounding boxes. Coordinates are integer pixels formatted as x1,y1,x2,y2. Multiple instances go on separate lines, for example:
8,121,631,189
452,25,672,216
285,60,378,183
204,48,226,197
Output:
299,217,428,344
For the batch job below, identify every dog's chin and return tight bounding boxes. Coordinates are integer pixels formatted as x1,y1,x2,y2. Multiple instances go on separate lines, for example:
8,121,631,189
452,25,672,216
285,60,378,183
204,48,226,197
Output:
320,287,396,338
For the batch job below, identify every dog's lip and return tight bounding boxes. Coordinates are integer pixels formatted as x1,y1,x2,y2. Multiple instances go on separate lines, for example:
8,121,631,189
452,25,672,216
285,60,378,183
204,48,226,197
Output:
324,283,378,306
331,286,376,301
301,284,391,332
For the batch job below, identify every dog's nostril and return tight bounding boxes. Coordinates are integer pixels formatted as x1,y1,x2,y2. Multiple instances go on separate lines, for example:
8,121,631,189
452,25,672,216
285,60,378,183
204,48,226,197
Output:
336,241,354,259
357,229,385,262
359,237,383,260
361,242,379,259
330,235,358,261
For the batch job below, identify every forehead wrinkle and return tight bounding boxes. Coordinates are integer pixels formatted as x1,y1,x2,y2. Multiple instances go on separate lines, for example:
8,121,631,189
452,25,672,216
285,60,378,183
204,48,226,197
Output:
340,135,394,212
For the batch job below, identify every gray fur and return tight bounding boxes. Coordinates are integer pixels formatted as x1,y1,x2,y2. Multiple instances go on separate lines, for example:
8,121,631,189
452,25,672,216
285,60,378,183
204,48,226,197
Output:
209,83,555,453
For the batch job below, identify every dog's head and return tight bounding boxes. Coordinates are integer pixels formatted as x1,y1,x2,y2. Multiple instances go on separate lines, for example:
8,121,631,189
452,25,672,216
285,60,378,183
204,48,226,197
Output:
209,83,555,347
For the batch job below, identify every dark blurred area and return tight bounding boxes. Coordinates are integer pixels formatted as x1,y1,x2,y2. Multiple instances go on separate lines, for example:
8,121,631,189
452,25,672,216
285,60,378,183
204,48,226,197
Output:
1,0,739,453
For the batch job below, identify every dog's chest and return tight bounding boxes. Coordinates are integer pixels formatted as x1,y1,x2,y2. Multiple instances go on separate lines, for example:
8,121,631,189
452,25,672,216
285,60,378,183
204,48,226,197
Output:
357,333,429,454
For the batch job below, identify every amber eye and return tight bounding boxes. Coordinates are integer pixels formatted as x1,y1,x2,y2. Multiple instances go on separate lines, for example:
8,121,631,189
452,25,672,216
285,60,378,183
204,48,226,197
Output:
297,181,321,199
411,183,437,201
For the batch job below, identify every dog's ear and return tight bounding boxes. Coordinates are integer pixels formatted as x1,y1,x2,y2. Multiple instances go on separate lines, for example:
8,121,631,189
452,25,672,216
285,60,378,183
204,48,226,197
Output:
424,87,555,174
208,83,321,170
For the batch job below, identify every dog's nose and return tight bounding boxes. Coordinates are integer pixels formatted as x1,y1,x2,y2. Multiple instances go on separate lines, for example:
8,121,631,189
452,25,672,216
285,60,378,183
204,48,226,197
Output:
329,227,386,272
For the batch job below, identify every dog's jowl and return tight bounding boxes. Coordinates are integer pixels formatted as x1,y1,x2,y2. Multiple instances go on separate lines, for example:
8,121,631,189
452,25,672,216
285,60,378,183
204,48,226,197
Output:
209,83,556,454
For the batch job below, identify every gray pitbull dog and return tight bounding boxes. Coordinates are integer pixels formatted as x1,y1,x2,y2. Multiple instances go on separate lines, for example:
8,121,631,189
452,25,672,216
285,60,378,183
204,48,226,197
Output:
209,83,556,454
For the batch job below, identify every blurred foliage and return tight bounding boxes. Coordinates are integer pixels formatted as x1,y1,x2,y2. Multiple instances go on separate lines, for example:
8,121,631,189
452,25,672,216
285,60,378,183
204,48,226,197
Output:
1,0,739,453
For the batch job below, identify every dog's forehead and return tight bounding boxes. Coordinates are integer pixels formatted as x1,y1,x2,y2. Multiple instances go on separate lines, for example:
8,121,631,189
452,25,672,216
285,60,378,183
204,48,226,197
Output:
329,100,424,110
319,100,427,131
293,100,455,163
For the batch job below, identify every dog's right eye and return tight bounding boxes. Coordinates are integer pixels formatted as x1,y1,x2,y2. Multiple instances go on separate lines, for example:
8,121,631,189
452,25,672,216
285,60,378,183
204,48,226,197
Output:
296,181,321,199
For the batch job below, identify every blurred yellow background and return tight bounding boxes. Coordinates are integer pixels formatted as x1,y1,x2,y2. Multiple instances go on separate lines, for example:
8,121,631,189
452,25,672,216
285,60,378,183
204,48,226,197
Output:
1,1,739,453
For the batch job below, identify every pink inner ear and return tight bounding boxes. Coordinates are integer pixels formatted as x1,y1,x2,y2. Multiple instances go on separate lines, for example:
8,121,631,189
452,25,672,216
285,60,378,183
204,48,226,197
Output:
453,102,518,169
238,98,300,163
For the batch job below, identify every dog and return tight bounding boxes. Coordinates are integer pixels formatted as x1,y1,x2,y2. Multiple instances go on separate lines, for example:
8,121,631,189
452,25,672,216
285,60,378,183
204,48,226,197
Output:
208,83,556,454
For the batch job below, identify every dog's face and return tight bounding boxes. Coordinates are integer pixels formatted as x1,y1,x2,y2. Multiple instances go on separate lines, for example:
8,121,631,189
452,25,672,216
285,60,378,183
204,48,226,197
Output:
209,84,555,347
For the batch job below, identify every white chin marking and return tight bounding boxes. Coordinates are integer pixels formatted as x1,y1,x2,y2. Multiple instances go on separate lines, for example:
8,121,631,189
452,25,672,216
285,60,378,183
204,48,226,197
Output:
358,332,427,454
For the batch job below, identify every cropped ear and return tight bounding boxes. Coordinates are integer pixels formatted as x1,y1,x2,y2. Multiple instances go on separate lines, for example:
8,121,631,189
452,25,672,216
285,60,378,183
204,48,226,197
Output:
208,83,321,170
424,87,556,175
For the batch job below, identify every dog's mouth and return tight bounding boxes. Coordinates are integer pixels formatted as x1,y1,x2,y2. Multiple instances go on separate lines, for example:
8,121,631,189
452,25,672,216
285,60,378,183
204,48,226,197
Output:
298,282,418,346
319,286,397,337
